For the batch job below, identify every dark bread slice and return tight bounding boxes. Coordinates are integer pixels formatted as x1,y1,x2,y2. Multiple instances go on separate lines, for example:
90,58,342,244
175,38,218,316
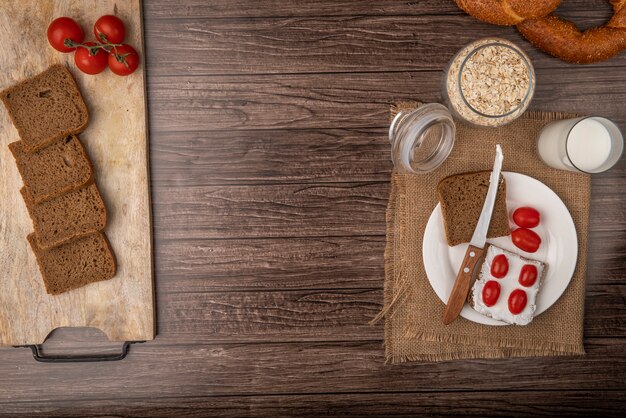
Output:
21,182,107,250
1,65,88,153
27,232,117,295
437,171,509,247
9,135,93,204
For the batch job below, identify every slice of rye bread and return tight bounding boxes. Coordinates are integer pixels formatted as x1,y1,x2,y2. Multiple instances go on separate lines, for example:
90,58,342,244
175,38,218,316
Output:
437,171,509,247
21,182,107,250
9,135,93,204
27,231,116,295
1,65,88,153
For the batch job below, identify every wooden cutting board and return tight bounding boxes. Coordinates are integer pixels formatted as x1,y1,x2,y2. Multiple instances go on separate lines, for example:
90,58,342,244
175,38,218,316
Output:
0,0,154,346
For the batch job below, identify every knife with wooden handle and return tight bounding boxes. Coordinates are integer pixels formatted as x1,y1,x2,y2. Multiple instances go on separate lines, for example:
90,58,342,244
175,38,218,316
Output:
442,144,504,325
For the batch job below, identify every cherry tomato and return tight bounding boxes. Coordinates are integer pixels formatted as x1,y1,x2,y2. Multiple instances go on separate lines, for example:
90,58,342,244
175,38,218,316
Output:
482,280,501,307
108,44,140,76
47,17,84,52
513,207,541,228
511,228,542,253
508,289,528,314
74,43,108,75
519,264,538,287
490,254,509,278
94,15,126,44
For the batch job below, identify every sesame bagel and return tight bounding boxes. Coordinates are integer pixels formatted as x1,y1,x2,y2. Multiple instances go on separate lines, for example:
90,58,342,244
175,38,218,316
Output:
455,0,626,64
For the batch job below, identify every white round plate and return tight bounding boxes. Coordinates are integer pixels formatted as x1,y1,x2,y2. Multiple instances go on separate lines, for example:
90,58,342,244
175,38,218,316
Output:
423,172,578,326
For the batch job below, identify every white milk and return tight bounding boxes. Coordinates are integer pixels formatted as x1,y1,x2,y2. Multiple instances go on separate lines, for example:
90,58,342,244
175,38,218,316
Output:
566,118,612,172
537,116,623,173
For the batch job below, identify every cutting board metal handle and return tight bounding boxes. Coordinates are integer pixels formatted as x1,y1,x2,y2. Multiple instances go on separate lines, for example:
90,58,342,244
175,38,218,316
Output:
14,341,144,363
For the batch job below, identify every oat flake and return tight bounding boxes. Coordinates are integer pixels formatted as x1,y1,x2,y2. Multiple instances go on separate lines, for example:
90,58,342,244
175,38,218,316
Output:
445,38,534,127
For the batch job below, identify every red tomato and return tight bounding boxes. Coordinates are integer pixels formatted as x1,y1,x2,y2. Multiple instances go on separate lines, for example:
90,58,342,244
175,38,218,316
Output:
47,17,84,52
74,43,108,75
482,280,501,307
519,264,538,287
513,207,541,228
108,44,140,76
511,228,542,253
508,289,528,314
94,15,126,44
490,254,509,278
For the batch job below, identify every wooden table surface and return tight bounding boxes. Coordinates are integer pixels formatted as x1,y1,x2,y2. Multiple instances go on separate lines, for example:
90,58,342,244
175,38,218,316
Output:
1,1,625,416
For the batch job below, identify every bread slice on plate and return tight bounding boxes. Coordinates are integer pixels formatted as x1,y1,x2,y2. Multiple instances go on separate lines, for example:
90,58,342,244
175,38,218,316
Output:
27,231,116,295
470,244,546,325
437,171,509,247
21,182,107,250
1,65,88,153
9,135,93,204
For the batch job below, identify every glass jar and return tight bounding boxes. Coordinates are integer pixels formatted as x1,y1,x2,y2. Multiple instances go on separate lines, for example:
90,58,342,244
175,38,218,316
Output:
442,38,535,127
389,103,456,174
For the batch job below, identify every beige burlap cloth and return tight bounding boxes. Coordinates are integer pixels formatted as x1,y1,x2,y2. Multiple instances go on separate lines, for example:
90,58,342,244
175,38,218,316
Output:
377,102,590,362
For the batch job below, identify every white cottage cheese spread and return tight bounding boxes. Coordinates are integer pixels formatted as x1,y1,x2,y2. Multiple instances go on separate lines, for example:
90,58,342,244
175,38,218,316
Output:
471,245,546,325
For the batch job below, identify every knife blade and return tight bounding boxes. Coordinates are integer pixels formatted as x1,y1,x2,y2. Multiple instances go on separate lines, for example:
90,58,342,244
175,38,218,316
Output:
442,144,504,325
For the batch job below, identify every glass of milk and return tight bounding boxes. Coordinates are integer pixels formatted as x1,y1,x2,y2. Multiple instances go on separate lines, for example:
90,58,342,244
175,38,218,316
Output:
537,116,623,173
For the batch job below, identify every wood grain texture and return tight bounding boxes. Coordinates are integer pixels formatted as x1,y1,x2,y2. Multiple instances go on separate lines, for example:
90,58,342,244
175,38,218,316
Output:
0,0,625,415
152,182,390,239
144,0,612,18
155,236,388,291
150,128,394,185
143,12,626,76
150,178,626,240
148,127,626,187
0,0,153,345
0,339,624,403
147,70,626,132
3,391,626,417
153,285,625,342
144,0,466,18
0,283,620,350
152,231,625,292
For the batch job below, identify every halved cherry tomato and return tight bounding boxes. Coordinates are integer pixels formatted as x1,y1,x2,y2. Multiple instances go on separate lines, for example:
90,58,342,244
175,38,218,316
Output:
490,254,509,278
519,264,538,287
94,15,126,44
508,289,527,314
108,44,139,76
511,228,542,253
513,207,541,228
482,280,501,307
74,42,108,75
47,17,84,52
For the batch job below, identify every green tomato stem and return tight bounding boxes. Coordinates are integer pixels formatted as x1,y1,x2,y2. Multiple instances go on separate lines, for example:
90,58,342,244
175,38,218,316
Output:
64,38,136,70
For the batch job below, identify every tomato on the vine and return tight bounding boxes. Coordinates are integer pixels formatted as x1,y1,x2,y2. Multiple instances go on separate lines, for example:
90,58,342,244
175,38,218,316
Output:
94,15,126,44
48,14,139,77
74,42,108,75
47,17,84,52
108,44,139,76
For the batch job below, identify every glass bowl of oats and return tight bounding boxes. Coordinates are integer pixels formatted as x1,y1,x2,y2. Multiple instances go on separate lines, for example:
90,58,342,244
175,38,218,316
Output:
443,38,535,127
